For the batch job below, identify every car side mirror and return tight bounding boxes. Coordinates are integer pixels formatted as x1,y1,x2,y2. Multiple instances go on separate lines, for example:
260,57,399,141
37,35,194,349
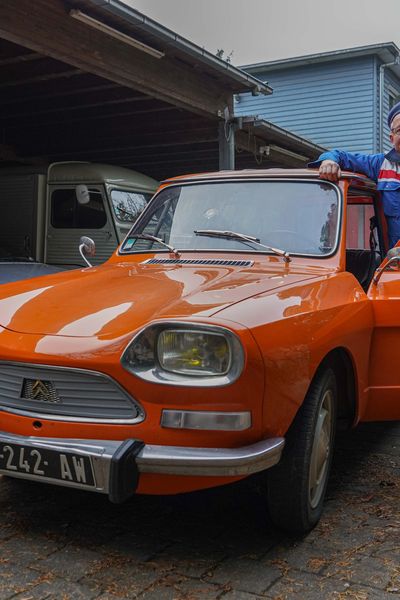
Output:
386,247,400,262
79,236,96,267
373,247,400,285
76,184,90,205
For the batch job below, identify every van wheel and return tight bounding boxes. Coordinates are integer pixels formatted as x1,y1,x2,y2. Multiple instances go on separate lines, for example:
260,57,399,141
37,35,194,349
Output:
267,367,337,534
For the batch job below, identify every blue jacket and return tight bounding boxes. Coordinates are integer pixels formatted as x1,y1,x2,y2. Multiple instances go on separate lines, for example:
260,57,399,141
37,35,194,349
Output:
309,148,400,216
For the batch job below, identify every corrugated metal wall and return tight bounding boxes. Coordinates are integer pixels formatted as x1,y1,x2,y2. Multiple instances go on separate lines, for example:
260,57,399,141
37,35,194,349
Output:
0,174,37,258
382,66,400,153
236,57,376,154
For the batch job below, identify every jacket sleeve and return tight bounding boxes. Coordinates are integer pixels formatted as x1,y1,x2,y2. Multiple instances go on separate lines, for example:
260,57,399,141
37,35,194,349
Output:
308,149,384,182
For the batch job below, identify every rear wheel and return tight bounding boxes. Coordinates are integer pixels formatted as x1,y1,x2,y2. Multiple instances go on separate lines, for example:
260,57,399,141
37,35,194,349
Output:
267,367,337,533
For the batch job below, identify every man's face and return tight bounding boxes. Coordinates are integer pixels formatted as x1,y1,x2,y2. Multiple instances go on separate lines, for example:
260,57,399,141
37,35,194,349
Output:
389,114,400,152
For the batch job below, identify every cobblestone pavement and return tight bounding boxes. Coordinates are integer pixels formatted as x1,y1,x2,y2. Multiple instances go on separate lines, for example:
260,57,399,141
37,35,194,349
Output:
0,422,399,600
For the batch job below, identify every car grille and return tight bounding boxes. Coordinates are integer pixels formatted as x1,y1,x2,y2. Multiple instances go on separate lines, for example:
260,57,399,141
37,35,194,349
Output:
0,362,144,423
142,258,254,267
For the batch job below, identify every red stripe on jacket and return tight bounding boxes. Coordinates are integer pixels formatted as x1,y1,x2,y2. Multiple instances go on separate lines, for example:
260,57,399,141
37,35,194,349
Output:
379,169,400,180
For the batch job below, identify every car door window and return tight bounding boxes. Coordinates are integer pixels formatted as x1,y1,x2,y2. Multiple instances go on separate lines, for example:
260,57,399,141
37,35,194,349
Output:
346,203,376,250
110,190,153,223
346,192,381,289
51,188,106,229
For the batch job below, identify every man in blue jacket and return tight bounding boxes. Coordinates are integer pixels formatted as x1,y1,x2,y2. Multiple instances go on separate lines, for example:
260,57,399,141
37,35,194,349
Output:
309,101,400,248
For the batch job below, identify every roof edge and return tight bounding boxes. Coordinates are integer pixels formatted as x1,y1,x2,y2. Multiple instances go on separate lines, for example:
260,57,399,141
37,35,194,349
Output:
241,42,400,73
241,117,326,156
86,0,272,95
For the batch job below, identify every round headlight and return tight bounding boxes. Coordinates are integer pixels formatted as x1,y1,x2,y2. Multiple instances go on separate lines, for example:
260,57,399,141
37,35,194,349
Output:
157,329,231,376
121,323,244,387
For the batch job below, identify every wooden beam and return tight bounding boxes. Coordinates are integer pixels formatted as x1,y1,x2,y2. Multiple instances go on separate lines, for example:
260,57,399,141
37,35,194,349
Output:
13,126,219,158
0,66,81,89
1,89,148,118
0,0,230,118
0,51,41,67
1,99,175,125
0,77,119,105
41,139,219,162
116,148,219,165
6,112,212,138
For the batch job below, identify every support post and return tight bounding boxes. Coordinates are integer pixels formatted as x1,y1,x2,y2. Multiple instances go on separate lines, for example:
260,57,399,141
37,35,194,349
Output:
218,121,235,170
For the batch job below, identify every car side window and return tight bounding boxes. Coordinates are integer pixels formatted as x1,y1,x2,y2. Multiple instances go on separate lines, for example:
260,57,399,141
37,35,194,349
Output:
110,190,153,223
51,188,107,229
345,191,381,289
346,202,376,250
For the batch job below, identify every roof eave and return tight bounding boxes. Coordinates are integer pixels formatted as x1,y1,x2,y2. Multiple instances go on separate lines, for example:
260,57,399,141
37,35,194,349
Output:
85,0,272,95
241,117,325,157
241,42,400,74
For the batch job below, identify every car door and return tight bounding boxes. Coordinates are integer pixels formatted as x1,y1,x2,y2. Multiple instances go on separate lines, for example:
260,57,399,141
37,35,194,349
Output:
366,203,400,420
46,185,118,266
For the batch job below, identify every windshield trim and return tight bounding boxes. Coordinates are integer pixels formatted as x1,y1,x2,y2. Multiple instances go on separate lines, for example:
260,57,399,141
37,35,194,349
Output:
118,178,343,260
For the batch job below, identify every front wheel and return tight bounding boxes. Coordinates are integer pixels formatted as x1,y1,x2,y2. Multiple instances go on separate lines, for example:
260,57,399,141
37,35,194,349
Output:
267,367,337,534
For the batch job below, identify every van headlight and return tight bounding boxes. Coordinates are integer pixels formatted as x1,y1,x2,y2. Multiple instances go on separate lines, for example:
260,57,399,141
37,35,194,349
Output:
121,323,244,386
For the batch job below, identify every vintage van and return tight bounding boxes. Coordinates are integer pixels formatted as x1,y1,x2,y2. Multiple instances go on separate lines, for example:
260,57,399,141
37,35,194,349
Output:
0,162,158,282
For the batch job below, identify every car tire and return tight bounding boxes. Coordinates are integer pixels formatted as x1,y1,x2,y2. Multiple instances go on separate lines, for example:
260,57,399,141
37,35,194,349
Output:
267,366,337,534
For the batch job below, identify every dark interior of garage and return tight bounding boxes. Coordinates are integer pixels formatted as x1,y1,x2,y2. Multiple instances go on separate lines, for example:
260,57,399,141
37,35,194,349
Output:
0,1,324,181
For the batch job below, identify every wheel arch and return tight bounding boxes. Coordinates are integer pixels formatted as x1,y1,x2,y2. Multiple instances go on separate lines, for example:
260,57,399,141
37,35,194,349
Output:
312,348,357,431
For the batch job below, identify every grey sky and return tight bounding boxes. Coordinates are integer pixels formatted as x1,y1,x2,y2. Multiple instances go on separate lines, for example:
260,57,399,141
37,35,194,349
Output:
125,0,400,65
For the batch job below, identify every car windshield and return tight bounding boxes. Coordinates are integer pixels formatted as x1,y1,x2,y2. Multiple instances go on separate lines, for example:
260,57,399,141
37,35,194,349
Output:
121,180,340,257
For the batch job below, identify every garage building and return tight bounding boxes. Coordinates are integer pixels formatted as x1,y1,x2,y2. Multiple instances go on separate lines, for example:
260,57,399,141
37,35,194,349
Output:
0,0,324,179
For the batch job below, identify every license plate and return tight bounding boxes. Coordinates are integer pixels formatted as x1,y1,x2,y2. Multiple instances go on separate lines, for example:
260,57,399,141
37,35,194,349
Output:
0,442,95,487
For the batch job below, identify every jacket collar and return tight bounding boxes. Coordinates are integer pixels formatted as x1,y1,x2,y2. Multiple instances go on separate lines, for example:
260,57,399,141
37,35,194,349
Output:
385,148,400,163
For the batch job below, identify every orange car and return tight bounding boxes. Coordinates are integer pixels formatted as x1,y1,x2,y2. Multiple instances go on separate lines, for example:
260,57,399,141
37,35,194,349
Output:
0,168,397,533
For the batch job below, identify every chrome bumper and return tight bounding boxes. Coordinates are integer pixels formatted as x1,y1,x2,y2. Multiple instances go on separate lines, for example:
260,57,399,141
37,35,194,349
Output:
136,438,284,476
0,431,284,498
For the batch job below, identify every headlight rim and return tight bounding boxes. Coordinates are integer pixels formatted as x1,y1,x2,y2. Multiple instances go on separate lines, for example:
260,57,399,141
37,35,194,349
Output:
121,321,245,387
156,327,232,377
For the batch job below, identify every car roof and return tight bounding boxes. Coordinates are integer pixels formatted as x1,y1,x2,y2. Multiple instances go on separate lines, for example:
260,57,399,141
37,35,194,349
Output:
163,168,376,190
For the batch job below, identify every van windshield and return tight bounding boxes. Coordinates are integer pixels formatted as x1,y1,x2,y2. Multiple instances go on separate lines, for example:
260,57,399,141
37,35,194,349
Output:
111,190,153,223
121,180,340,257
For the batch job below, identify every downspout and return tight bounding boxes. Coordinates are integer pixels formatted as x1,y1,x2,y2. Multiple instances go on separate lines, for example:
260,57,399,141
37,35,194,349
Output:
379,55,400,152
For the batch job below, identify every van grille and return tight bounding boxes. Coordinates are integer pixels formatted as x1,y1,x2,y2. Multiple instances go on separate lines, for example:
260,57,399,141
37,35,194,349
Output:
0,362,144,424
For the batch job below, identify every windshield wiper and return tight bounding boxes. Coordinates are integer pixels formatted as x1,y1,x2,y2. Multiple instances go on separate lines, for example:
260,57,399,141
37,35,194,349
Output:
194,229,290,262
132,233,180,257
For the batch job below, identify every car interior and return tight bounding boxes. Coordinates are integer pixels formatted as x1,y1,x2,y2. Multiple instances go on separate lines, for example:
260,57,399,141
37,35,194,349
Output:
345,189,387,290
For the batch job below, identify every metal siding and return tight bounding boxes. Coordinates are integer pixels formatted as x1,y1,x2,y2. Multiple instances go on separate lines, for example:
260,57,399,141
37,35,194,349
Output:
236,57,376,153
383,68,400,153
372,56,379,153
0,175,37,259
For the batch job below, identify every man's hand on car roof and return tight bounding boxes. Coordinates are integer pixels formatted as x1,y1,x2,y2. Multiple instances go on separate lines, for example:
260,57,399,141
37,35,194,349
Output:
319,160,341,182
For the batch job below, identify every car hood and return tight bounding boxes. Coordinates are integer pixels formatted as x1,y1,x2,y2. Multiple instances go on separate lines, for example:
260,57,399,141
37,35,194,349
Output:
0,259,324,338
0,262,64,285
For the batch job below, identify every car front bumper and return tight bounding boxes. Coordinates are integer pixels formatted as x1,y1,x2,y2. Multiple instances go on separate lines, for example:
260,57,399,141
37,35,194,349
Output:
0,431,285,502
